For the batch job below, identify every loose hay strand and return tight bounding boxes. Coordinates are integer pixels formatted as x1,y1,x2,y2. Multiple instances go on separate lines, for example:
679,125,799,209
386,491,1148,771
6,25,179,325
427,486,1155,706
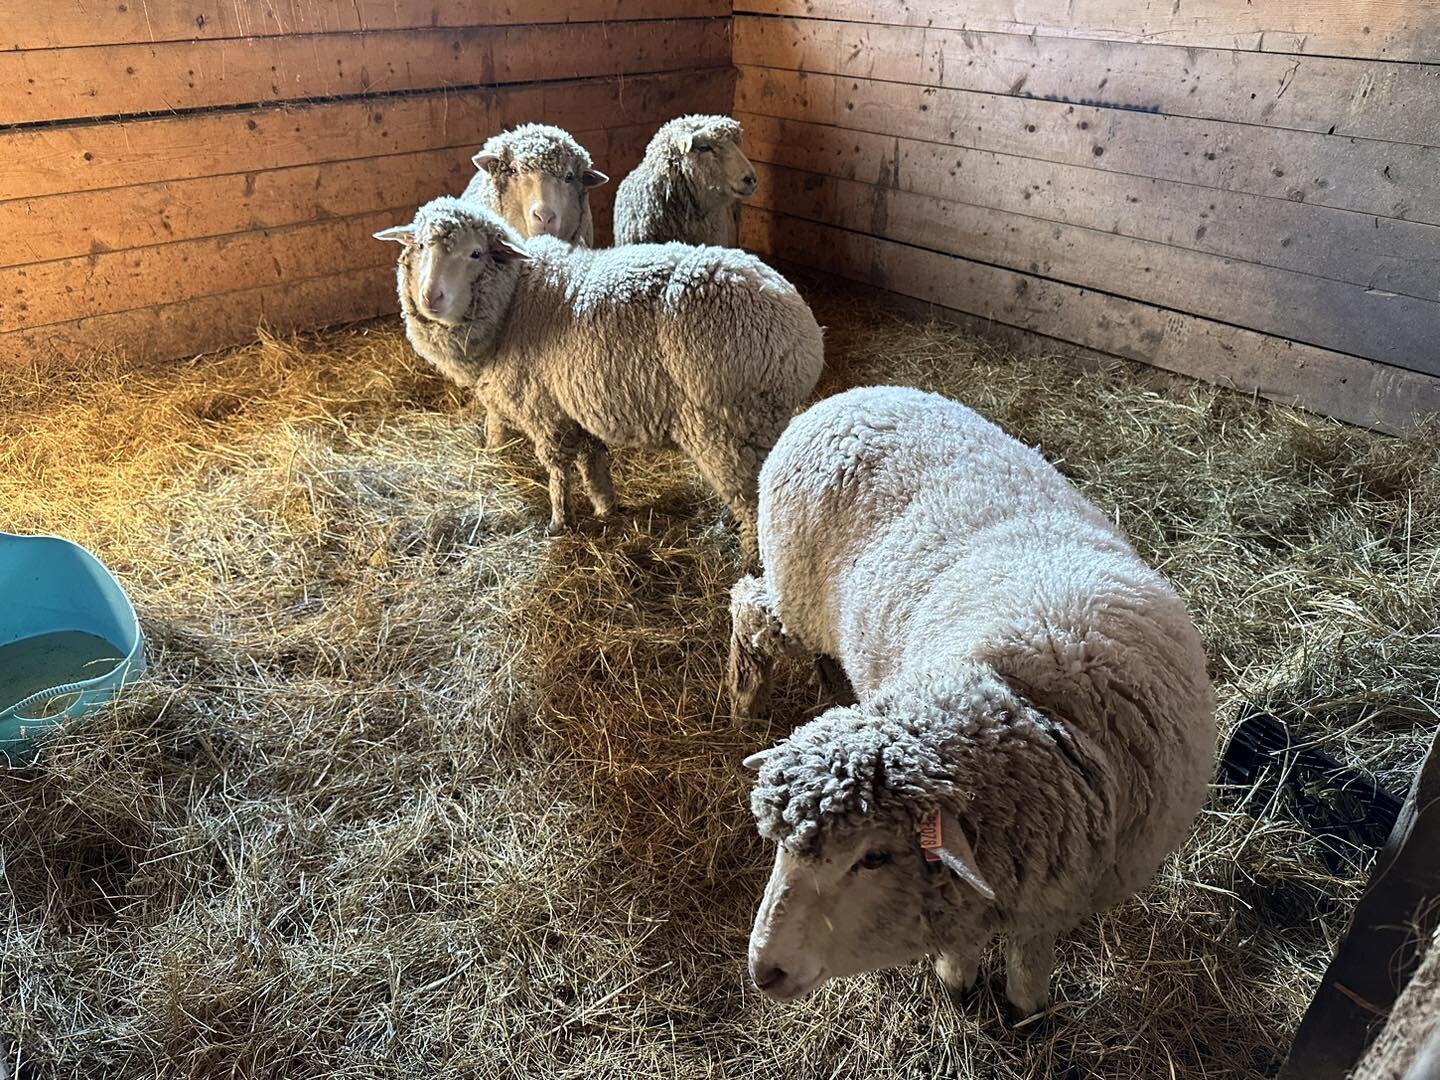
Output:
0,286,1436,1079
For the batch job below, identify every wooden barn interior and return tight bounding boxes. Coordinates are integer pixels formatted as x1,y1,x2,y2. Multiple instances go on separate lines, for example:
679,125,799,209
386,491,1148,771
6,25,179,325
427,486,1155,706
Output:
2,3,1438,1078
5,2,1436,429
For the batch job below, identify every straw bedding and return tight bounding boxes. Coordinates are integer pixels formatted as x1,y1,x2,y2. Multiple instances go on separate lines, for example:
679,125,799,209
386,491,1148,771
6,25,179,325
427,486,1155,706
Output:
1,285,1436,1079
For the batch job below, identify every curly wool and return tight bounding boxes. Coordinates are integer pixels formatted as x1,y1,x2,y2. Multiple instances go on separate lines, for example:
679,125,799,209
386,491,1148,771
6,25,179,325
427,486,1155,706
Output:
460,124,597,246
752,669,1023,854
390,198,824,561
474,123,596,179
613,115,749,247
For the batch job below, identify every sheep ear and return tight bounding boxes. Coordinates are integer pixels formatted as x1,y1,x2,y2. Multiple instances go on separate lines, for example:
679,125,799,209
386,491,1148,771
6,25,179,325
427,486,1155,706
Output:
581,168,609,189
923,809,996,902
373,226,417,245
742,749,775,771
472,152,502,173
490,238,530,264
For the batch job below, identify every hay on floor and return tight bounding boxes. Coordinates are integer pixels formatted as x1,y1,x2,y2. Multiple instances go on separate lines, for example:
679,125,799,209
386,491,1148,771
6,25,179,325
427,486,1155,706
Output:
1,286,1436,1079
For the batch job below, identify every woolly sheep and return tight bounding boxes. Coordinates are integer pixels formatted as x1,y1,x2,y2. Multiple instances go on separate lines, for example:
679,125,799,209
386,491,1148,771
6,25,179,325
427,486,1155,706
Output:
613,115,757,248
459,124,609,450
374,197,824,565
731,386,1216,1016
460,123,608,245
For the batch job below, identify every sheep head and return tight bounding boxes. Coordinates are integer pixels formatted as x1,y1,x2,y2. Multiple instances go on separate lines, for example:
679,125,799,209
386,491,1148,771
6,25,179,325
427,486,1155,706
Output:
654,115,757,212
471,123,608,242
744,696,997,1002
374,197,528,327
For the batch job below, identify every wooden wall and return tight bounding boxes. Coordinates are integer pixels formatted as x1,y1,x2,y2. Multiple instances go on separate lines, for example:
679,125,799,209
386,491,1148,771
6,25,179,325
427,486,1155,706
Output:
1,2,732,367
733,1,1440,433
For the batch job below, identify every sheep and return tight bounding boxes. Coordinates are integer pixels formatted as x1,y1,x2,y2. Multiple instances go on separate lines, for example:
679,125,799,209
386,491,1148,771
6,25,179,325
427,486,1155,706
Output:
730,385,1216,1017
460,123,608,245
458,124,609,451
612,115,757,248
374,197,825,566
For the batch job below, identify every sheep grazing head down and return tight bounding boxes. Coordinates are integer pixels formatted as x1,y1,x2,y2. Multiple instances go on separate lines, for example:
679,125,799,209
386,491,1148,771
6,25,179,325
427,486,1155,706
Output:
374,198,529,326
744,705,995,1002
657,115,757,208
472,123,608,241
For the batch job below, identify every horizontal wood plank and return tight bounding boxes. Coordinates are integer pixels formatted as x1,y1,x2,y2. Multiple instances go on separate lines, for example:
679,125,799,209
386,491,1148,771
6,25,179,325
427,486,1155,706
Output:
0,122,654,269
736,66,1440,225
734,1,1440,64
741,207,1440,434
0,123,657,329
4,1,731,51
738,112,1440,303
0,67,733,201
749,160,1440,374
734,16,1440,146
2,20,729,126
0,209,400,332
5,266,398,369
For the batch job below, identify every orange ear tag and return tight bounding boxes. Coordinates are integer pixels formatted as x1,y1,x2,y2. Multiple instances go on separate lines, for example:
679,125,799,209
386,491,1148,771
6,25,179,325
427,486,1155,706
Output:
919,807,943,862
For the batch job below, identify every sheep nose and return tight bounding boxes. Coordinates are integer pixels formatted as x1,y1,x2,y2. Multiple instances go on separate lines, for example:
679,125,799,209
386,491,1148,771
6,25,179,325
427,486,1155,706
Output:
423,289,444,310
742,173,757,188
530,205,557,227
751,963,786,992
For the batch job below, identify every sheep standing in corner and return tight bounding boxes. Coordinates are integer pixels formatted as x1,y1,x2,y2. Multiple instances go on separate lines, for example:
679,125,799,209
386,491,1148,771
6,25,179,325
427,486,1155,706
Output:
460,123,608,245
460,123,609,448
375,197,824,565
732,386,1215,1016
613,115,757,247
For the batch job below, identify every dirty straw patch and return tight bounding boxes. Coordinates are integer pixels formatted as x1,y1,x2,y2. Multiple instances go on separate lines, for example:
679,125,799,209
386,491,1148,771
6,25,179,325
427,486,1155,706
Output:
1,295,1436,1079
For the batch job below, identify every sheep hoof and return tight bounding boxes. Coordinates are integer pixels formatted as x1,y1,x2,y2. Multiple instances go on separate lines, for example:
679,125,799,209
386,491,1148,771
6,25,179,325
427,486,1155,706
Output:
544,519,569,537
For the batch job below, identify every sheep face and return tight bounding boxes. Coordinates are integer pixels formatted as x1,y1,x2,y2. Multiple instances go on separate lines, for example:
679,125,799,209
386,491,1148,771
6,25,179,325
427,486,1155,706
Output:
748,825,936,1000
474,150,607,242
374,202,529,326
676,128,757,210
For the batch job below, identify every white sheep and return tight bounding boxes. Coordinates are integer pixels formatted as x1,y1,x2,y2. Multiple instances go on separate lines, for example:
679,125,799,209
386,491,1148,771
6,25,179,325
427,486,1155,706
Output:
374,197,824,565
460,123,608,245
612,115,757,248
459,124,609,450
732,385,1216,1016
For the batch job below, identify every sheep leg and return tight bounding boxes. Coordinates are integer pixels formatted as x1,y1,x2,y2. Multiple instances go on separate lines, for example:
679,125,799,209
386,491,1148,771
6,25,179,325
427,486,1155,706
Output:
484,408,510,450
576,439,618,519
535,441,574,536
728,575,783,720
678,428,762,569
1004,930,1056,1019
934,948,982,998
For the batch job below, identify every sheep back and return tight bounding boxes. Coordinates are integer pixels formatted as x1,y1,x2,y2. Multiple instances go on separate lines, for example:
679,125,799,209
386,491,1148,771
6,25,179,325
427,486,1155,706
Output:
478,238,824,452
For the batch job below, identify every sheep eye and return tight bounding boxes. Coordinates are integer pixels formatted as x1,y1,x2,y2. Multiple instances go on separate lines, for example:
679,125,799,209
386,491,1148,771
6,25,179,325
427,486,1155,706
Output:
854,851,891,872
470,248,484,260
564,171,575,183
695,143,714,154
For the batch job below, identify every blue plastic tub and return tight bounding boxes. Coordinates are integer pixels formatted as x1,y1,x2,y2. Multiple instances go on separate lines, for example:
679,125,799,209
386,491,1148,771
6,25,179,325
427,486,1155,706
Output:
0,532,146,759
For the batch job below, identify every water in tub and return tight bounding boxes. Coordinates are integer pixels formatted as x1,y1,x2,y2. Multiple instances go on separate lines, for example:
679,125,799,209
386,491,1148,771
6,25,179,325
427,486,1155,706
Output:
0,631,122,714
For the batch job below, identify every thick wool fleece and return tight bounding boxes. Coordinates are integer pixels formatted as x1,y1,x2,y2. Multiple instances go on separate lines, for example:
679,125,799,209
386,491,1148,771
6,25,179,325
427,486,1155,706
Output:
746,385,1215,928
613,115,748,247
460,124,597,246
393,198,824,561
